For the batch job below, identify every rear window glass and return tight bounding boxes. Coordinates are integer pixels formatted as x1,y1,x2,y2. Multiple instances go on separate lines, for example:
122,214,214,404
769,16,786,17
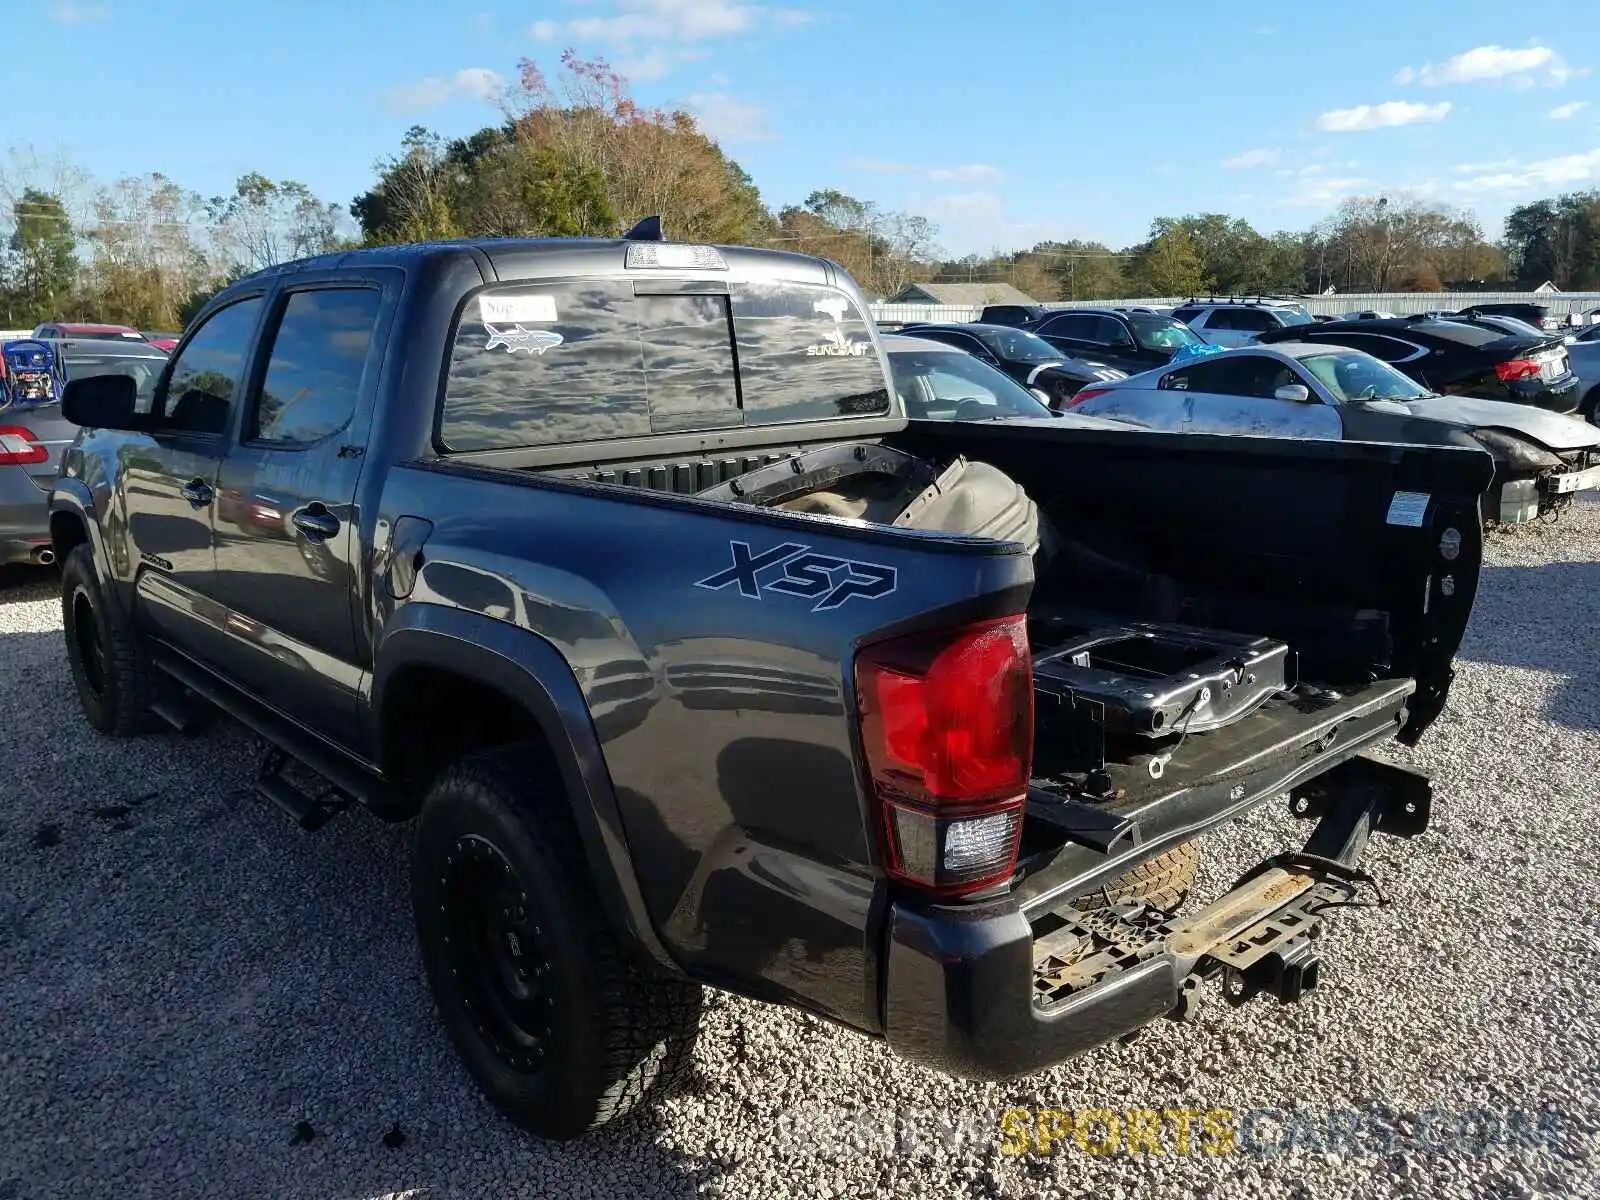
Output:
1407,319,1508,347
440,279,888,451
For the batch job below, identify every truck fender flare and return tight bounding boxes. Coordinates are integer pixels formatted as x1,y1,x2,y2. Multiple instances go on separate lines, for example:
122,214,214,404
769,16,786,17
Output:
373,604,675,970
47,480,117,593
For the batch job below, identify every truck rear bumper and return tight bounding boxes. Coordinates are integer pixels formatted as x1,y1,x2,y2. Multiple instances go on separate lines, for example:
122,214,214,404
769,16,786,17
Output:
880,746,1429,1082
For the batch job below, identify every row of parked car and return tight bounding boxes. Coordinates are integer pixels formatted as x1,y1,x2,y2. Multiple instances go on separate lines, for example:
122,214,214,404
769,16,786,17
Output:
883,299,1600,525
0,322,173,565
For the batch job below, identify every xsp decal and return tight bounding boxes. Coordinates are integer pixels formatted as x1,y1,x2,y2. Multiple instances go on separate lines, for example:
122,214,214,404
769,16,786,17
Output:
695,540,898,611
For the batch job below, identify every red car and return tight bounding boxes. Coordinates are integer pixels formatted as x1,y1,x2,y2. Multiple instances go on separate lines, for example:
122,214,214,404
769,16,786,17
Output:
32,321,154,346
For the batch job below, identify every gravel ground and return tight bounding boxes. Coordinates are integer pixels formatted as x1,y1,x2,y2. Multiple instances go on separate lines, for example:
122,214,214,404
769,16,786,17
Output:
0,499,1596,1200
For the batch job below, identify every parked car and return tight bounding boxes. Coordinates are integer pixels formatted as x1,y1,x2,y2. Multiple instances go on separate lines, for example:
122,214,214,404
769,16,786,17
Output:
1451,313,1548,340
1454,302,1553,331
1255,315,1581,414
894,322,1128,407
1024,306,1221,375
143,330,182,352
1560,332,1600,423
1063,341,1600,523
977,303,1048,328
49,228,1487,1141
881,332,1130,429
0,336,169,565
31,321,151,344
1341,309,1399,321
1170,297,1317,347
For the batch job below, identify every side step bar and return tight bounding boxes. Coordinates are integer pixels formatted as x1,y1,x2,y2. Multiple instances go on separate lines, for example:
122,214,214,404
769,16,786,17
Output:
256,747,351,832
151,648,402,828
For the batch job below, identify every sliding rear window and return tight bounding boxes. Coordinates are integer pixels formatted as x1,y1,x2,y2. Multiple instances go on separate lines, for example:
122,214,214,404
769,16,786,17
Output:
440,279,888,451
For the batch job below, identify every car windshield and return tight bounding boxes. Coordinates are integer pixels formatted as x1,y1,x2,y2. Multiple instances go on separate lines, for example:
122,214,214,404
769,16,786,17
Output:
889,346,1053,421
975,328,1063,364
1275,306,1315,326
1129,314,1204,351
1300,351,1432,403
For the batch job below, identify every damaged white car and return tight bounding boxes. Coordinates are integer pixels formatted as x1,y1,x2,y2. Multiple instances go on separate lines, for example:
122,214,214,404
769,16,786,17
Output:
1064,342,1600,524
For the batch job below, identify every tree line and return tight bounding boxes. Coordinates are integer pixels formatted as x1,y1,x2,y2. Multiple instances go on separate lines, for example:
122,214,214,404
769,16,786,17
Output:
0,49,1593,329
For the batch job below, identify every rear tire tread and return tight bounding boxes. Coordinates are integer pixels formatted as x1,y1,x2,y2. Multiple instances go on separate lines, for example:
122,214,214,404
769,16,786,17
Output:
413,743,702,1139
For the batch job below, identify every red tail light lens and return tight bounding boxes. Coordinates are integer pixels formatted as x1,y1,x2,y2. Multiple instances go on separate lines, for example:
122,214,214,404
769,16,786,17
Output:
855,615,1034,898
1064,386,1112,409
1495,358,1540,382
0,426,47,466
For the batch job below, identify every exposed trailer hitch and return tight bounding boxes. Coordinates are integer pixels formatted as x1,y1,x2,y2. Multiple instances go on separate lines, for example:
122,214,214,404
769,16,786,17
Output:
1032,753,1432,1017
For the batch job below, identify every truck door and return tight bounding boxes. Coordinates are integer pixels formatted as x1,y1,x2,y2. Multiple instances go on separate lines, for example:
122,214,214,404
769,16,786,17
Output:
207,281,390,746
125,295,267,655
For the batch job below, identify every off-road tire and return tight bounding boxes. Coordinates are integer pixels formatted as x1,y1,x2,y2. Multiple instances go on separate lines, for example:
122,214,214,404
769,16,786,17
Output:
411,742,703,1141
60,543,158,737
1077,841,1200,915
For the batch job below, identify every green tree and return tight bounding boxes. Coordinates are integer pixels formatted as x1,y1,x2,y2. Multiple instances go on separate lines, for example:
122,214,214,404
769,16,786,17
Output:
5,188,77,321
1131,225,1207,295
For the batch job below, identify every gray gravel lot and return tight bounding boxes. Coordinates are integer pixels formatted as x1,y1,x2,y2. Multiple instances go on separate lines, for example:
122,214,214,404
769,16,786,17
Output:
0,499,1597,1200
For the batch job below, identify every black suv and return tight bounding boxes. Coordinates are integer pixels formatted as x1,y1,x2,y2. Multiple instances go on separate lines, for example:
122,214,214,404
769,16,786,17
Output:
1256,315,1581,414
1026,307,1212,375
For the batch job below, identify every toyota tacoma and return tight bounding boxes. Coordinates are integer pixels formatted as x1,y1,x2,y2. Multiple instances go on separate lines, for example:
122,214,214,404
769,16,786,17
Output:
48,224,1490,1140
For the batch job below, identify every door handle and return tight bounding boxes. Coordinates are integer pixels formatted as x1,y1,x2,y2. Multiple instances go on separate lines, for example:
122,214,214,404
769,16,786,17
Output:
180,478,214,507
292,504,340,541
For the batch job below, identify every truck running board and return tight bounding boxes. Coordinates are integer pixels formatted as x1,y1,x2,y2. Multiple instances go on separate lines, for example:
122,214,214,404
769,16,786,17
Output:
256,747,352,832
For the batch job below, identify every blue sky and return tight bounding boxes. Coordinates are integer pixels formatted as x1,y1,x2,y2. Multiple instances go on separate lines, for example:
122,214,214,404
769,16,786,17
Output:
5,1,1598,256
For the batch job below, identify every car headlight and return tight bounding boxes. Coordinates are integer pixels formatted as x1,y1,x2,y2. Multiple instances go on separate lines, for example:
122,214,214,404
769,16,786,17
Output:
1470,428,1564,471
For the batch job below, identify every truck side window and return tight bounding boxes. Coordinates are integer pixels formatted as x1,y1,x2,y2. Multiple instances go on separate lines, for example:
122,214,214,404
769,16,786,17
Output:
250,288,382,445
161,297,265,436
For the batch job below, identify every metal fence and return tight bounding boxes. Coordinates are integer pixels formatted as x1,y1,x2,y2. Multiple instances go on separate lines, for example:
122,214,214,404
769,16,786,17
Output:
867,292,1600,325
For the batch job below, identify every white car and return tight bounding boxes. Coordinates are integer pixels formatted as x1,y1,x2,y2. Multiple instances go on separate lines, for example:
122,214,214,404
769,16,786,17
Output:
1064,341,1600,524
1170,298,1319,348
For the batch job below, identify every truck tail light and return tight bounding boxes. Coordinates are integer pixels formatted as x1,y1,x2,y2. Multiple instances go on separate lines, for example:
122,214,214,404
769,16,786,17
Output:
855,614,1034,898
0,426,47,466
1064,386,1112,409
1494,358,1540,382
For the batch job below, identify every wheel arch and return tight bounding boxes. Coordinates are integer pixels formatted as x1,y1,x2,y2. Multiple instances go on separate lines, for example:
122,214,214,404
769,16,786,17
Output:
373,603,674,969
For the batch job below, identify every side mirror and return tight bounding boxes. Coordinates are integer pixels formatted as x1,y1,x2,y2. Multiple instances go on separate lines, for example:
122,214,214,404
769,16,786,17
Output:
1274,383,1312,403
62,374,140,430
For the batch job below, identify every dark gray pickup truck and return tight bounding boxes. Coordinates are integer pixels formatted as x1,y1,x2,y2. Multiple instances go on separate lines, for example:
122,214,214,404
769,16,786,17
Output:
47,228,1492,1141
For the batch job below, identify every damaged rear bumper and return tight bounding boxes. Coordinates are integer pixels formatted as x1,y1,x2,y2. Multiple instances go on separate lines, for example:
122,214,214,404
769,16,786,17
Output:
879,740,1430,1082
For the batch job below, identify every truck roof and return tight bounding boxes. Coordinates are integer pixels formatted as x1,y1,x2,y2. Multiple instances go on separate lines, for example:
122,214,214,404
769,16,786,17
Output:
228,237,841,290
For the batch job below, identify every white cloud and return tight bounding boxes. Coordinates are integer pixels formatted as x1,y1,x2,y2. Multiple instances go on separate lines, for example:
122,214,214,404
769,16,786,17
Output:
1283,174,1373,207
382,67,504,112
1548,101,1589,121
50,1,109,22
849,159,1001,184
1316,100,1451,133
1221,147,1281,169
531,1,809,48
1396,44,1580,88
1452,148,1600,195
686,92,777,142
1452,157,1520,173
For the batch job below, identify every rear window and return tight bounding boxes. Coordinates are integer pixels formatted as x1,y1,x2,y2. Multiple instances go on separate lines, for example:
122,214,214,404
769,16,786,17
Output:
440,279,888,451
1409,319,1515,348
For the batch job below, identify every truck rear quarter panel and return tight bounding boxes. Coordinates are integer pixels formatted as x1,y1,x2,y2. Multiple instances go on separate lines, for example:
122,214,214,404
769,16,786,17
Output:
372,462,1032,1028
